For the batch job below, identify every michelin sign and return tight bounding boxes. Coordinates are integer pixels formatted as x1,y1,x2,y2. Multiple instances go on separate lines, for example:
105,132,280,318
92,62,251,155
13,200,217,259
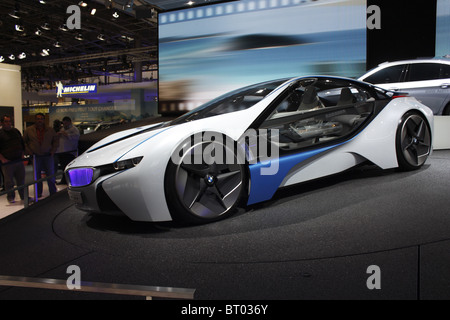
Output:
56,81,97,98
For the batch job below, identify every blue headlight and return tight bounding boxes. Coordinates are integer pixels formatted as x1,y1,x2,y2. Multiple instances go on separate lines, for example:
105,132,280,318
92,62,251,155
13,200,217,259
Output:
67,168,94,187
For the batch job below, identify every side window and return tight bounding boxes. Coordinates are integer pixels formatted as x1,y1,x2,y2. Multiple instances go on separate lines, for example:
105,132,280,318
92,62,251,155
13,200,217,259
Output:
268,85,325,121
364,65,405,84
440,64,450,79
407,63,441,81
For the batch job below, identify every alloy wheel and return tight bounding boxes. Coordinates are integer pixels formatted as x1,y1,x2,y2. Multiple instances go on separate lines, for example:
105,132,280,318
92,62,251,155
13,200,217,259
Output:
174,141,244,219
399,114,431,168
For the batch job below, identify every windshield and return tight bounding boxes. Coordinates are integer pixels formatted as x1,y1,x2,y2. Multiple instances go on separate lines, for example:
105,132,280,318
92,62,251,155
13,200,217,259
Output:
170,79,288,125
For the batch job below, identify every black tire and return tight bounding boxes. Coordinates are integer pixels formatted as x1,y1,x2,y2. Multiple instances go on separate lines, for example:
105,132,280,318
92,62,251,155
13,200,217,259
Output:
396,111,432,171
165,136,247,225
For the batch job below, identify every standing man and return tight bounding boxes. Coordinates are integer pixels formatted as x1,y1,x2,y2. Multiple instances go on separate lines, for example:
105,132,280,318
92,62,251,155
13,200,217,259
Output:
24,113,59,198
56,116,80,185
0,115,26,203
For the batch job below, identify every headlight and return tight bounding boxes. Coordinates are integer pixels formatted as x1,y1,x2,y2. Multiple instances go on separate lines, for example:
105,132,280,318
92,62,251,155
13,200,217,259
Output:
67,157,143,187
66,168,95,187
113,156,143,171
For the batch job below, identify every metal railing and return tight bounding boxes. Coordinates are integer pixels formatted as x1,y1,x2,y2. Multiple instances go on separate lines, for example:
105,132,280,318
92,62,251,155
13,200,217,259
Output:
0,275,196,300
0,154,65,209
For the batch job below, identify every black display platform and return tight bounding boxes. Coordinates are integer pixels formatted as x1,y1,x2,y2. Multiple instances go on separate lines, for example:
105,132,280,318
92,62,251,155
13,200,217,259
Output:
1,151,449,300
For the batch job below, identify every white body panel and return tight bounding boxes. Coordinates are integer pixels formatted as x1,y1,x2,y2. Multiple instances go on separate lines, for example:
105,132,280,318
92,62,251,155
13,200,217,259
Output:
281,97,434,187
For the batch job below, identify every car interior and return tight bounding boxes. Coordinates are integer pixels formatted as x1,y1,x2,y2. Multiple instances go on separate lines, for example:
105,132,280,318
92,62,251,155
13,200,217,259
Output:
263,80,376,151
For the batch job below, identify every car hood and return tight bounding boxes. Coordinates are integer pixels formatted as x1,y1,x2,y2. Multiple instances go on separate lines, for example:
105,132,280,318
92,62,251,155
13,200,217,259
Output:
72,122,171,167
86,122,167,153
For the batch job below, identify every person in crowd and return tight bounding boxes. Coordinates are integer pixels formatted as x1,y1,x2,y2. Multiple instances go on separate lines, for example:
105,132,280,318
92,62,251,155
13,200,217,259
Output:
23,113,59,198
52,119,61,174
0,115,26,203
56,116,80,185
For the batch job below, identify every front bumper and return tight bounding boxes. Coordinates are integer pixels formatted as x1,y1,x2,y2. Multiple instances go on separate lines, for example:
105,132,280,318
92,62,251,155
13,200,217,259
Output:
67,172,124,216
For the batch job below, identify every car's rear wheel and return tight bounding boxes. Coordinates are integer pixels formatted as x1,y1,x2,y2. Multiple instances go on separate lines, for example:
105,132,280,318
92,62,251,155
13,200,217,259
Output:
396,111,432,171
165,137,246,224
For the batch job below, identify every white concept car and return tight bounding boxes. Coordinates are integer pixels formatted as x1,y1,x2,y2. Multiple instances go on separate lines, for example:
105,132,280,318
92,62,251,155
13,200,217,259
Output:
66,76,433,224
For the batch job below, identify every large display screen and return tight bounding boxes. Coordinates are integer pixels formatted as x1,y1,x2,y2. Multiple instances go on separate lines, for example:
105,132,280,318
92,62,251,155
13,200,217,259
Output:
159,0,367,113
436,0,450,57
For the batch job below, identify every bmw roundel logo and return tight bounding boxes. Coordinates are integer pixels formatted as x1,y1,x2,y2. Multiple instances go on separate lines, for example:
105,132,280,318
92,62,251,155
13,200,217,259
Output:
205,174,215,186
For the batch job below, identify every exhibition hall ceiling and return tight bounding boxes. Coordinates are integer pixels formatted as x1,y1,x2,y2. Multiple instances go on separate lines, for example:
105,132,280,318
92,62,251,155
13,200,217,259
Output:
144,0,233,11
0,0,229,86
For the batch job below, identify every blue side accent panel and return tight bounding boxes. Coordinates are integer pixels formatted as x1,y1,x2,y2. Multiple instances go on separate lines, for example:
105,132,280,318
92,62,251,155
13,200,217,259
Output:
247,145,337,205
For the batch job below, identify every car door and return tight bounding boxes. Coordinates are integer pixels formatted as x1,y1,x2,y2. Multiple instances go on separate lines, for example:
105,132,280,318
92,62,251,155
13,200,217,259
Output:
401,63,450,114
245,78,379,205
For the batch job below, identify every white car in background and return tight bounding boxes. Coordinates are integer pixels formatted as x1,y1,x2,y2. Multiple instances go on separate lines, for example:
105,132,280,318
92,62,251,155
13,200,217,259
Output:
358,58,450,115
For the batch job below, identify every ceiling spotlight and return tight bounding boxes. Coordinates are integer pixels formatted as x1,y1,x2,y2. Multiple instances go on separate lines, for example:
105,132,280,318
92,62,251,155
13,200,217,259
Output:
75,33,83,41
9,11,20,19
79,1,88,7
9,54,16,61
91,8,97,15
112,11,119,19
0,56,5,63
97,34,106,41
39,0,46,4
59,24,69,31
19,52,26,60
187,1,195,5
15,24,25,32
40,49,50,57
35,28,42,36
41,23,51,30
54,41,62,48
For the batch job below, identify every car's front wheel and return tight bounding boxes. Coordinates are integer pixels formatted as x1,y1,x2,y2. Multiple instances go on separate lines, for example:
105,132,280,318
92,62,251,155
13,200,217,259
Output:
165,138,246,224
396,111,432,171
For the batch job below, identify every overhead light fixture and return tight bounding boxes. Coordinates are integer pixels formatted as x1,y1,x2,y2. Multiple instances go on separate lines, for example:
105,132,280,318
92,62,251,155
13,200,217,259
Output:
40,49,50,57
0,56,5,63
75,33,83,41
9,11,20,19
9,3,21,19
59,24,69,31
35,28,42,36
79,1,88,7
54,41,62,48
19,52,26,60
9,54,16,61
91,8,97,15
112,11,119,19
97,34,106,41
121,35,134,42
187,1,195,5
41,22,51,30
39,0,46,4
15,24,25,32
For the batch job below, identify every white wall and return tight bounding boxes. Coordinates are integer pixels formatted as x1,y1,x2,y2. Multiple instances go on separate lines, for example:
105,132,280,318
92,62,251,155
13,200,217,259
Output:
434,116,450,150
0,63,23,132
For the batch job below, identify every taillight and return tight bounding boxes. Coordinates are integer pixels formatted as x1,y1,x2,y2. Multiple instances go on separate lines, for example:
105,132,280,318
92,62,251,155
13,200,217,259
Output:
392,92,409,99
